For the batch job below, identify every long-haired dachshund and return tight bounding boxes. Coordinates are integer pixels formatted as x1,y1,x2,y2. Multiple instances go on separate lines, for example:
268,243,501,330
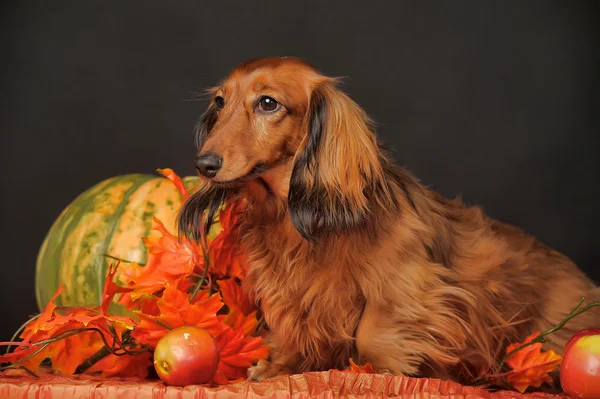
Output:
178,57,599,385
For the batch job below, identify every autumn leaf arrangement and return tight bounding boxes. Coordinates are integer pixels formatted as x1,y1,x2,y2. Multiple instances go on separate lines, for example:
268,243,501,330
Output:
0,168,598,392
0,169,269,385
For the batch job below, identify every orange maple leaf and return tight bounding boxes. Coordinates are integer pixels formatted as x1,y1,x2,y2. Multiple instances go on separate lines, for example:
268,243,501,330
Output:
101,263,133,314
118,217,205,303
0,327,105,375
0,265,140,375
22,330,106,375
135,294,161,316
210,326,270,384
1,281,136,375
218,198,246,232
142,217,205,273
157,168,191,201
131,283,224,348
347,358,377,374
494,332,562,393
18,285,64,343
209,227,247,281
218,278,256,316
220,310,259,337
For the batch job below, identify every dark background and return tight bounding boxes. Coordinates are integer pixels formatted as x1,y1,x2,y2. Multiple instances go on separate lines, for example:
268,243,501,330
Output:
1,1,598,340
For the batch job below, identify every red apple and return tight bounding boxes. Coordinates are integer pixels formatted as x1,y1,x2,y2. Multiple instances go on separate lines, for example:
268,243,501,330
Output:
560,329,600,399
153,326,220,386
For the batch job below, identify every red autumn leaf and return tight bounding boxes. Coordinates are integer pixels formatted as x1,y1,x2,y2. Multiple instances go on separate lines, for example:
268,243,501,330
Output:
207,233,232,278
492,332,562,393
209,228,248,281
87,352,153,378
218,279,256,316
157,168,190,201
348,358,376,374
208,200,249,280
101,263,133,314
135,294,161,316
132,283,224,348
218,199,246,232
211,326,270,384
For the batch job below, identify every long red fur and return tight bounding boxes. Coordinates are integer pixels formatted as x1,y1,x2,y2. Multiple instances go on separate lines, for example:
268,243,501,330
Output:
179,57,600,387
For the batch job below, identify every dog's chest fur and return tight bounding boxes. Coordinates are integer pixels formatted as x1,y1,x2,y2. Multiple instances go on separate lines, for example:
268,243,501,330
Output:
242,212,365,371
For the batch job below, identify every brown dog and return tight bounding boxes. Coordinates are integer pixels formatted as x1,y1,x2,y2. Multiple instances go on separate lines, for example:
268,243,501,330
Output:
178,57,599,385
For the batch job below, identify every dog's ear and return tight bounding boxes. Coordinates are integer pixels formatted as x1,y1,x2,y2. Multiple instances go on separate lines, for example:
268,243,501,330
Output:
178,182,228,243
288,81,395,241
194,91,220,150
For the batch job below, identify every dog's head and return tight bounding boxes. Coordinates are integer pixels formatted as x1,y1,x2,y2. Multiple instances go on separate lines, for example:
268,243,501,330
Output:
179,57,396,242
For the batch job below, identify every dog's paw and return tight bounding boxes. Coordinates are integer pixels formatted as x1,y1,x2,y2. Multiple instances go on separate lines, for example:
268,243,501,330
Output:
247,359,289,382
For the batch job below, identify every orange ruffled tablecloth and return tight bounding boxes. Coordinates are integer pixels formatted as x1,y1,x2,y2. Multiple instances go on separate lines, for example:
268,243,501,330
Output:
0,369,567,399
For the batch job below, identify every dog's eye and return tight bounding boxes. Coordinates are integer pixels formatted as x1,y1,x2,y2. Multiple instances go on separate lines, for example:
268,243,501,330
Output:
215,96,225,109
257,96,280,113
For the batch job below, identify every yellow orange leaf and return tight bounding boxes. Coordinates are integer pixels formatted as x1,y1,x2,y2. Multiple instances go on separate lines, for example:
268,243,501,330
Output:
211,326,270,384
503,332,562,393
218,278,256,316
157,168,190,201
0,270,137,375
88,352,153,378
131,283,224,348
221,310,259,336
101,263,133,314
348,358,377,374
208,200,249,280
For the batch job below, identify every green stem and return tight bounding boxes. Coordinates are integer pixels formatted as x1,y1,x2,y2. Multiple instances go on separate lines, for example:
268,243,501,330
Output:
493,298,600,375
155,320,173,331
190,262,209,301
1,344,48,371
4,314,41,355
190,226,211,301
255,319,267,336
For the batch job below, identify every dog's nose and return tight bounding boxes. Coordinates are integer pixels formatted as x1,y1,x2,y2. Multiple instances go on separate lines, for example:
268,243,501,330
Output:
195,153,222,178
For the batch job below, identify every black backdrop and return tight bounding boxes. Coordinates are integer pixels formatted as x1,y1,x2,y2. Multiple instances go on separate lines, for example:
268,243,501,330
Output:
1,1,598,341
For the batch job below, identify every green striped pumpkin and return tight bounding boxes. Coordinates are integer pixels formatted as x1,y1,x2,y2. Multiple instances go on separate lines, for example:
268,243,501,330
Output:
35,173,205,311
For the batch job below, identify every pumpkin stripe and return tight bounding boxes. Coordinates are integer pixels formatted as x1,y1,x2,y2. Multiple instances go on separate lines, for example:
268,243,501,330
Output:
135,179,181,253
35,176,120,309
95,175,151,304
60,175,144,306
48,177,120,307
